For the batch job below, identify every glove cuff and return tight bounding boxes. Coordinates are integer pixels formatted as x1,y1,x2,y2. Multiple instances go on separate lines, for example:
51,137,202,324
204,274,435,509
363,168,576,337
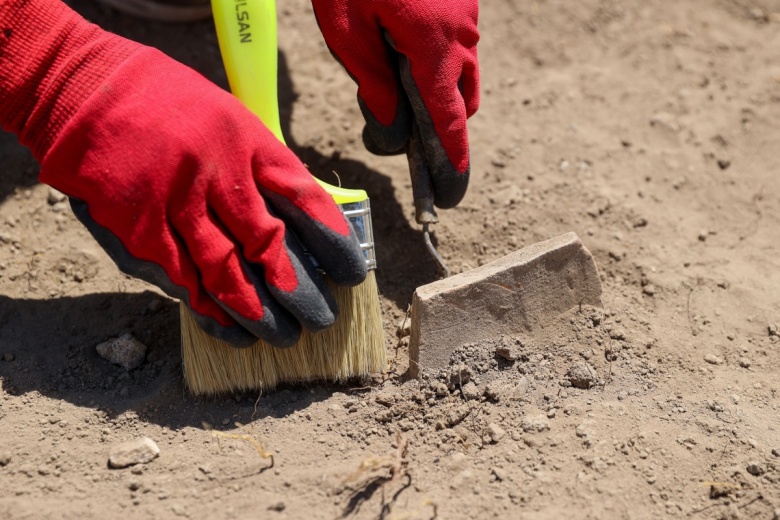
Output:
0,0,138,159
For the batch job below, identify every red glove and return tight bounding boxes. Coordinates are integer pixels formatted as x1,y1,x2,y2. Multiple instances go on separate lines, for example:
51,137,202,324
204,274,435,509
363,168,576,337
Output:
312,0,480,209
0,0,367,348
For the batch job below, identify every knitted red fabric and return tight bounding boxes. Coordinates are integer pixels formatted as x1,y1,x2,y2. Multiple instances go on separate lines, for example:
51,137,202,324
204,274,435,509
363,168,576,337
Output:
311,0,479,174
0,0,137,158
0,0,366,346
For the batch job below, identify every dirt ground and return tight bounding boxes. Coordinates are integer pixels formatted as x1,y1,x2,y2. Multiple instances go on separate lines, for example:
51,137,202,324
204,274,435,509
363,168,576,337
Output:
1,0,780,518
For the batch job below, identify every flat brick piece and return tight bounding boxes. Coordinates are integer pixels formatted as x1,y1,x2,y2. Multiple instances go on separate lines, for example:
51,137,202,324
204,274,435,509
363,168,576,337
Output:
409,232,602,377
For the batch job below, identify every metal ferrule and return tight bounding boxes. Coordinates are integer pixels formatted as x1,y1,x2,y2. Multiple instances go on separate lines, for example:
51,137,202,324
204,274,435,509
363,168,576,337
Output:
339,199,377,270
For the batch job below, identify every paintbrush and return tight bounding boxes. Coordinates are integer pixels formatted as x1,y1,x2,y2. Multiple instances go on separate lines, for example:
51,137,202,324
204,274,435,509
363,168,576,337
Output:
179,0,386,394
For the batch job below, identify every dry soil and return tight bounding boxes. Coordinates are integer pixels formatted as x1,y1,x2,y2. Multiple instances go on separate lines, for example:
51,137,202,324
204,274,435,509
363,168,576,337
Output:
1,0,779,519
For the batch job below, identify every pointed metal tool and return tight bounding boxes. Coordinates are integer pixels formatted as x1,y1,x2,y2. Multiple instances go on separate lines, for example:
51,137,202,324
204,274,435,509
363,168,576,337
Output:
407,123,450,278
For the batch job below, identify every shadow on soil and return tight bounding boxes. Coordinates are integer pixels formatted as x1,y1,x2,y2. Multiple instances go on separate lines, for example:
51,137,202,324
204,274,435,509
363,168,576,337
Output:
0,292,366,429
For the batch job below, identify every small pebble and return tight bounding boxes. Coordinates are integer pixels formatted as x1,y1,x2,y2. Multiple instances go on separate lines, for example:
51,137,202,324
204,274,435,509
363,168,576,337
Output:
2,353,14,362
491,467,506,482
521,415,550,433
738,357,751,368
374,393,396,407
567,362,597,389
267,502,286,512
0,452,11,466
484,382,502,402
47,187,67,205
96,334,147,371
704,354,724,365
746,462,765,476
486,423,505,444
461,382,481,401
108,436,160,469
449,364,473,387
432,382,449,398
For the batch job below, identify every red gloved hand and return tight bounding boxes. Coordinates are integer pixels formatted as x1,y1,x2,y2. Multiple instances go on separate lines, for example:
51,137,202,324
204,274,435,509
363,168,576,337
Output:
0,0,367,348
311,0,480,209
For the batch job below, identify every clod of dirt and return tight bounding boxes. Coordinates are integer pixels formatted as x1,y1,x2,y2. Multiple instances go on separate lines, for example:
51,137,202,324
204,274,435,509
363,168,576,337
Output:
486,423,506,444
267,502,286,512
2,352,14,362
449,364,473,388
746,462,765,476
431,382,449,398
461,382,481,401
704,354,724,365
521,414,551,433
738,357,752,368
567,362,597,389
575,422,595,439
374,392,396,407
0,452,10,466
443,405,470,429
709,483,735,499
773,449,780,458
484,381,502,402
96,334,147,371
108,436,160,469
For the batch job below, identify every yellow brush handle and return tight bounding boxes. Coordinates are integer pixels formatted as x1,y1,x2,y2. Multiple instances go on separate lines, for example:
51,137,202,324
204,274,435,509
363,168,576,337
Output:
211,0,367,205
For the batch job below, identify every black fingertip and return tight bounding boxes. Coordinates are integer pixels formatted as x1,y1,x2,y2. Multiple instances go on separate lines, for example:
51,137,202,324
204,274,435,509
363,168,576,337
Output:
323,233,368,287
361,126,405,156
212,287,303,349
432,165,470,209
358,95,411,154
267,232,339,333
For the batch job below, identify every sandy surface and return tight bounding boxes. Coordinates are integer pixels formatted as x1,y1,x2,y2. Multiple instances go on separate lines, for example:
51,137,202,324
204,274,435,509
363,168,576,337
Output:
1,0,780,518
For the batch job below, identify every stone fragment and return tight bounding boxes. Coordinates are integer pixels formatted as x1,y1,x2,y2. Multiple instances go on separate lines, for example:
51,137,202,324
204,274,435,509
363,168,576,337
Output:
96,334,147,371
486,423,506,444
409,233,602,377
567,362,597,389
738,357,752,368
746,462,765,476
495,346,520,361
108,436,160,469
0,452,10,466
704,354,724,365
